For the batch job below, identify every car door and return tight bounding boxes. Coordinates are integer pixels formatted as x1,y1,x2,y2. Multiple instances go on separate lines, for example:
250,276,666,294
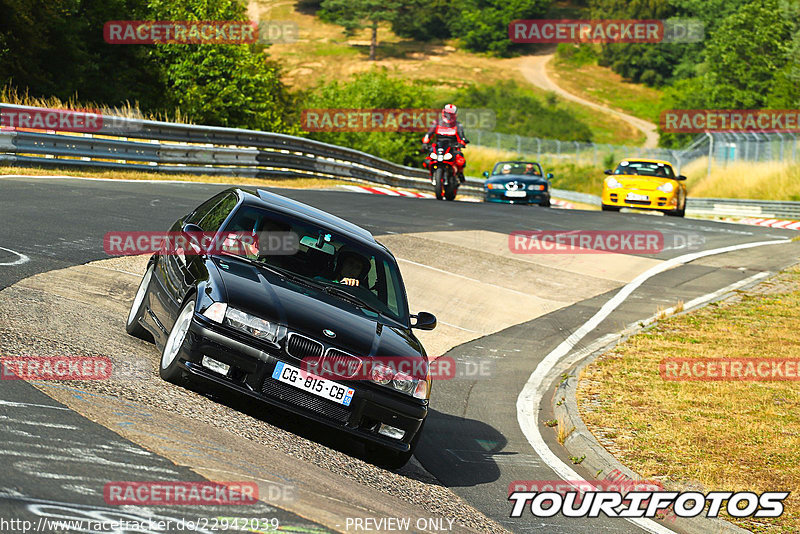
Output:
151,191,236,332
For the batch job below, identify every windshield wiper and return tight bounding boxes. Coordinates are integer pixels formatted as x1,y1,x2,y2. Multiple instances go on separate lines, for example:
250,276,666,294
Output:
322,284,384,317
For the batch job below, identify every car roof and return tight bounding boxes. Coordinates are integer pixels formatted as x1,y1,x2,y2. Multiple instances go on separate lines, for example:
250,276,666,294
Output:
233,188,377,245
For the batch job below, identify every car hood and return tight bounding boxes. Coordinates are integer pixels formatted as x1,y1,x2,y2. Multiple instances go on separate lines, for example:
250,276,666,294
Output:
486,175,548,186
609,176,677,191
212,257,424,360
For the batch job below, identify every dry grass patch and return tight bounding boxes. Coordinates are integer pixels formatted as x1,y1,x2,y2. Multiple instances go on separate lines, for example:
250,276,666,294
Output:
682,158,800,201
550,57,663,124
577,267,800,532
0,166,351,189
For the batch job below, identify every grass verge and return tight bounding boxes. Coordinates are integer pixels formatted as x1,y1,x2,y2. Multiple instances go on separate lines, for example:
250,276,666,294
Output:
577,267,800,533
682,158,800,201
0,166,351,189
551,48,664,124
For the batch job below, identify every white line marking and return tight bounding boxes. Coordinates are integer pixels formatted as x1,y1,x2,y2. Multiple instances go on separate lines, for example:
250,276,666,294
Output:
517,238,789,534
438,321,481,334
0,415,78,430
0,246,30,266
396,257,538,298
0,400,70,411
91,264,144,277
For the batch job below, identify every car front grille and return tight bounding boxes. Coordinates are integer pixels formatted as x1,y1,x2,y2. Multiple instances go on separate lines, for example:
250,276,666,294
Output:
323,349,363,379
261,378,351,423
625,199,652,206
286,333,323,360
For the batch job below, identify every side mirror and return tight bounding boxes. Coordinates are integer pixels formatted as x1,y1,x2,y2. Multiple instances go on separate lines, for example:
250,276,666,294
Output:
546,173,554,179
677,175,687,181
182,223,205,255
603,169,613,175
482,171,490,178
410,312,437,331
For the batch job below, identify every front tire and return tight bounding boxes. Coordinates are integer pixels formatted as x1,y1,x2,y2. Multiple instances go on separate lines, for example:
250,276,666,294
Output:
434,168,444,200
126,264,154,341
160,297,196,384
444,171,457,201
666,199,686,217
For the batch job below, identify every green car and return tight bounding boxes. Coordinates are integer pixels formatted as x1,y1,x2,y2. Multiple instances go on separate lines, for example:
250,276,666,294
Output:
483,161,553,206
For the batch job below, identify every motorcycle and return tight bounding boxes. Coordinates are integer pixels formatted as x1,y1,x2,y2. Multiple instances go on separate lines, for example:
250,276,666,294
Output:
424,138,461,201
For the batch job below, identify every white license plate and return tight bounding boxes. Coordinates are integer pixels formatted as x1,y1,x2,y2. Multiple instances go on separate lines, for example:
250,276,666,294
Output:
505,191,527,198
626,193,649,201
271,361,354,407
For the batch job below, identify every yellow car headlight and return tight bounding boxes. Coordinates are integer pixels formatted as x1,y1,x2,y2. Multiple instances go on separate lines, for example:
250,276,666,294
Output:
657,182,675,193
606,177,623,189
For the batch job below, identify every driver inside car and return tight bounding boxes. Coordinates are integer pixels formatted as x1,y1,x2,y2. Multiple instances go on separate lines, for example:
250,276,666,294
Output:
524,163,540,176
334,250,369,287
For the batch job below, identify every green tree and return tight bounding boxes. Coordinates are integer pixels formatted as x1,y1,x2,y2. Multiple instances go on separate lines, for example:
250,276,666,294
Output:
390,0,453,41
702,0,797,108
146,0,297,133
0,0,162,107
320,0,401,60
452,80,593,141
302,69,431,165
452,0,551,56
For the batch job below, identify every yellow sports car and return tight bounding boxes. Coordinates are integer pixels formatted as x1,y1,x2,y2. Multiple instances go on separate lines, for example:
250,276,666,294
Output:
601,158,687,217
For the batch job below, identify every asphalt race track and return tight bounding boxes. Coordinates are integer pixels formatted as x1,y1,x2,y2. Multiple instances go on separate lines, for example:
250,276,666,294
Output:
1,175,798,534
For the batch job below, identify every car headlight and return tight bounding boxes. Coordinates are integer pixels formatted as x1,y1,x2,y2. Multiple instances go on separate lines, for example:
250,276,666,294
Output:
528,184,545,191
202,302,227,323
443,153,453,160
486,183,505,189
606,177,623,189
369,363,427,399
429,152,436,159
657,182,674,193
224,307,279,343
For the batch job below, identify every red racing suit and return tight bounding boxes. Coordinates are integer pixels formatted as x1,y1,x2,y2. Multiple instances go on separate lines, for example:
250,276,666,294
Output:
422,119,469,176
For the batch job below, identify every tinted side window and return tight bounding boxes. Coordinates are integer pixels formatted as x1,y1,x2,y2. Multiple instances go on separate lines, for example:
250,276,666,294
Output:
198,192,238,232
186,192,228,225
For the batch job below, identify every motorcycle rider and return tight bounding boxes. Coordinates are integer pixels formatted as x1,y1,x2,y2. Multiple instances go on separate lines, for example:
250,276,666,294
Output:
422,104,469,183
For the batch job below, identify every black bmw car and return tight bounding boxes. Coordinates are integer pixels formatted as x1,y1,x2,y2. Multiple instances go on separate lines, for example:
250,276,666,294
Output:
126,188,437,468
483,161,553,206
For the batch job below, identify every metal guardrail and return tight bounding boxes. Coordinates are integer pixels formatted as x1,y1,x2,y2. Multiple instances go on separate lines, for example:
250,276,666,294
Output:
0,104,485,198
685,198,800,219
2,104,800,219
547,189,800,220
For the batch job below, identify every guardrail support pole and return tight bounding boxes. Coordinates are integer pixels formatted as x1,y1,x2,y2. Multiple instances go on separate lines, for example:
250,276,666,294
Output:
706,132,713,178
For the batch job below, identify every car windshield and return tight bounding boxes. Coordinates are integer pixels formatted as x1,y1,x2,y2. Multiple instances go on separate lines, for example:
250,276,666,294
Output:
218,205,408,324
614,161,675,178
492,162,542,176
